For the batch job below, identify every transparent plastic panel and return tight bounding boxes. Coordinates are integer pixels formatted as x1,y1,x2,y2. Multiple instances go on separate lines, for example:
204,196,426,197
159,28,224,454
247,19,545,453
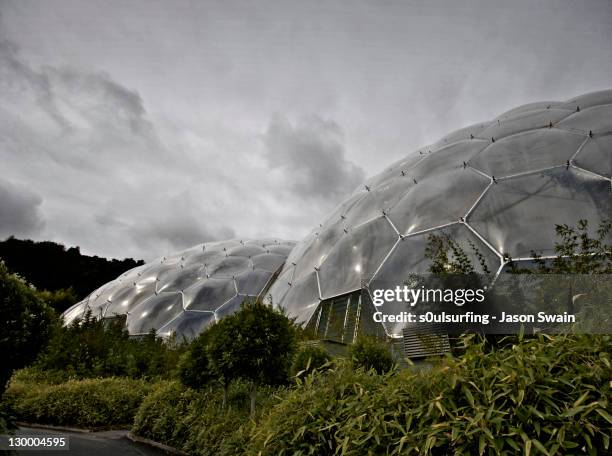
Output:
183,278,236,311
279,271,320,324
251,253,287,272
104,276,157,317
215,295,257,319
181,249,225,268
206,256,251,278
344,176,411,227
558,105,612,135
62,301,87,326
265,266,293,306
364,152,423,190
470,168,612,258
388,168,489,235
560,90,612,110
291,221,346,283
156,264,204,293
470,129,585,177
575,134,612,178
496,101,563,119
429,122,490,150
264,244,295,256
318,217,399,299
127,292,184,334
368,224,500,336
158,311,215,340
227,244,266,257
235,269,273,296
409,140,489,182
477,108,571,140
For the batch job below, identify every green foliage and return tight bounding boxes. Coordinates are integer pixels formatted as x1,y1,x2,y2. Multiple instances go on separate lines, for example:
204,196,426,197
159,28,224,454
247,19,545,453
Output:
36,287,78,313
132,380,281,456
178,329,215,389
290,343,332,379
3,372,154,428
249,334,612,455
0,237,144,307
35,311,184,379
426,233,491,274
509,219,612,274
207,300,298,414
350,336,394,374
0,261,57,394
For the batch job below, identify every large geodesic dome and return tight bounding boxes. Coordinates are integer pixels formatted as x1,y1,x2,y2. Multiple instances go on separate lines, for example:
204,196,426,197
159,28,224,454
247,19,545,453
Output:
62,239,295,340
268,90,612,338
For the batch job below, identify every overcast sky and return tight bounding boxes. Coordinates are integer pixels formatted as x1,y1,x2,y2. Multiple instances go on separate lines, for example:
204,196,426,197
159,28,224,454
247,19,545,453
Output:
1,0,611,261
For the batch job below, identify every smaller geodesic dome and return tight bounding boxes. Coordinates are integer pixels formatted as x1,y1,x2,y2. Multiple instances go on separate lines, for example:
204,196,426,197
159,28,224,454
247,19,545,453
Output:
62,239,295,340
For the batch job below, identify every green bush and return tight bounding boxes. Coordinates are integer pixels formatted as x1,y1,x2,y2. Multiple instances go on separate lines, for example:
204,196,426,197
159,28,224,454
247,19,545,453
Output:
178,330,215,389
132,380,281,456
0,261,56,393
35,311,184,379
249,334,612,455
3,371,155,428
290,343,332,379
350,336,395,374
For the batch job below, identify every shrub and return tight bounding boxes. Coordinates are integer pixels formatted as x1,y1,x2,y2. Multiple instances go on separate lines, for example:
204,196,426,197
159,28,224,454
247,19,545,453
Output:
35,312,184,379
350,336,395,374
290,343,332,379
178,330,215,389
0,262,56,394
3,371,155,428
248,334,612,455
132,380,281,456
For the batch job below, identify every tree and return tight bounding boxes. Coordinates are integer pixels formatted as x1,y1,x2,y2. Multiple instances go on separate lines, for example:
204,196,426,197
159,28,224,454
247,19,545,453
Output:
0,261,56,394
178,329,215,390
207,300,298,416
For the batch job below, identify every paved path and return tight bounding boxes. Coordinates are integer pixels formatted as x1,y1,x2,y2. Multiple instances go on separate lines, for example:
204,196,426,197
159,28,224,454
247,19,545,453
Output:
8,427,171,456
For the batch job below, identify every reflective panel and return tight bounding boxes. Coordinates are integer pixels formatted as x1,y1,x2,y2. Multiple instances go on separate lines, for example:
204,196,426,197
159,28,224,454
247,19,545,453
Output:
235,269,274,296
470,168,611,258
215,295,257,319
477,108,571,140
558,104,612,135
318,217,399,299
279,271,320,325
183,278,237,311
496,101,563,119
62,301,87,326
158,311,215,340
388,167,489,234
559,90,612,110
127,292,184,335
63,238,295,340
575,133,612,178
470,129,585,178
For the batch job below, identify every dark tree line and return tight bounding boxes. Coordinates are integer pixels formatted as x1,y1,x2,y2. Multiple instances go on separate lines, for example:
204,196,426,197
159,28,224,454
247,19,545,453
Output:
0,237,143,307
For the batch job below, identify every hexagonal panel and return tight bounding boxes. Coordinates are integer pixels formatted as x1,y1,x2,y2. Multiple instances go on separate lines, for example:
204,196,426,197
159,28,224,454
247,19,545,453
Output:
558,104,612,135
127,292,184,335
183,278,236,311
235,269,273,296
470,168,611,258
318,217,399,299
477,108,572,140
158,311,215,340
574,133,612,178
470,129,585,178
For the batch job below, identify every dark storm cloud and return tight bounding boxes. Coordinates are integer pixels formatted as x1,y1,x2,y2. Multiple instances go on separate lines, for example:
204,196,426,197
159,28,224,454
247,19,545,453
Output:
264,115,365,200
0,179,45,238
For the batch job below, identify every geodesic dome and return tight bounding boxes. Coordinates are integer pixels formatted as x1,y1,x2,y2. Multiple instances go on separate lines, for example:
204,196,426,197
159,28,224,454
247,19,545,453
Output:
62,239,295,339
268,90,612,337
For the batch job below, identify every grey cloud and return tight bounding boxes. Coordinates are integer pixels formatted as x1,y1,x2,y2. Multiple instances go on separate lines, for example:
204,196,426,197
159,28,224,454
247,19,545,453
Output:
264,115,365,200
0,178,45,238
